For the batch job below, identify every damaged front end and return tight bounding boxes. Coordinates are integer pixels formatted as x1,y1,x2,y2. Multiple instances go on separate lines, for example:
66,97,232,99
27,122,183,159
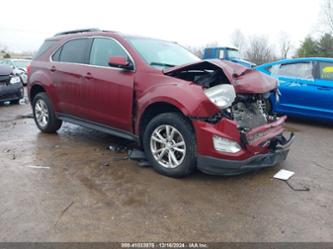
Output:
164,60,294,175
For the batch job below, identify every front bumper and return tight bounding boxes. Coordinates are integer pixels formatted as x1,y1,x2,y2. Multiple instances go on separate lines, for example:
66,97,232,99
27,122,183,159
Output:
197,141,291,175
193,115,294,175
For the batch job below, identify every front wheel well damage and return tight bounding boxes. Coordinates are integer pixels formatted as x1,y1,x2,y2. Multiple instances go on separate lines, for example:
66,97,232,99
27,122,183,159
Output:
138,102,194,145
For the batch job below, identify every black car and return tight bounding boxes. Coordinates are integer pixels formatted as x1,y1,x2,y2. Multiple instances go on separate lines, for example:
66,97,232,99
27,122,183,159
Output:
0,64,24,104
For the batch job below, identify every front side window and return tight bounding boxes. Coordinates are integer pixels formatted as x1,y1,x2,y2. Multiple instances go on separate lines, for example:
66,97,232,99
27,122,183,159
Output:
126,37,200,69
59,39,89,64
318,61,333,81
276,62,314,79
268,64,280,75
228,49,240,59
89,38,128,67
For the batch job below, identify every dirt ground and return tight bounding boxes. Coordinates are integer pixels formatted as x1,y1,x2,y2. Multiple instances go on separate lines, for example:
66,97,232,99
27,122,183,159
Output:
0,97,332,242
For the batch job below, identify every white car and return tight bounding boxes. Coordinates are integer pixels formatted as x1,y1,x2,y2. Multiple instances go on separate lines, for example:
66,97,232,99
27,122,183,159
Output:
0,59,31,86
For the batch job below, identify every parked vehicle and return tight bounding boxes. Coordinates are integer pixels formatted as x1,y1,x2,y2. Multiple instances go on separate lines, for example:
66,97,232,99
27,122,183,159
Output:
203,47,256,68
257,57,333,122
0,64,24,104
0,59,31,86
28,28,293,177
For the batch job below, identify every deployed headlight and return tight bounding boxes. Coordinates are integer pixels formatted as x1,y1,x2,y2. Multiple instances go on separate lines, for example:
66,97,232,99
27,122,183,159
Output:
10,76,21,85
212,135,241,153
204,84,236,109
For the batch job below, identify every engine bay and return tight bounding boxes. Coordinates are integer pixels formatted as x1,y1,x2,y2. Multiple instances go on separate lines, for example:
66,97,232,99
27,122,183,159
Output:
165,60,276,130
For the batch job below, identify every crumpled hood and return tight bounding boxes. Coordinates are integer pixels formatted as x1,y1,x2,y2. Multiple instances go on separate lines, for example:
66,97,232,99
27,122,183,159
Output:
0,65,12,76
163,59,277,94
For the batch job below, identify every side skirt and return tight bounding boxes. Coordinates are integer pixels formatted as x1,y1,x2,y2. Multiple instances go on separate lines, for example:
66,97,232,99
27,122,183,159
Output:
56,113,138,142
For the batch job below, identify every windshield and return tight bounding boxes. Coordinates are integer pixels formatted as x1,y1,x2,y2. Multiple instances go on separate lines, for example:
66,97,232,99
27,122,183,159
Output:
126,37,200,69
13,60,30,69
228,50,240,59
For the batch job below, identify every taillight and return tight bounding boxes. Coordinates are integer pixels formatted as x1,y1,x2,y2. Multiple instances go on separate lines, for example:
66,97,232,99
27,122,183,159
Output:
26,64,31,80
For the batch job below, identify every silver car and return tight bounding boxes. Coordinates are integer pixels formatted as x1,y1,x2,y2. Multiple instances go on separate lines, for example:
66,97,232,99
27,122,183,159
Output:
0,59,31,86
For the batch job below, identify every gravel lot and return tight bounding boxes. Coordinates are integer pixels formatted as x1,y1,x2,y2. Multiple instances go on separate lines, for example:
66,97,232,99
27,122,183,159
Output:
0,97,332,242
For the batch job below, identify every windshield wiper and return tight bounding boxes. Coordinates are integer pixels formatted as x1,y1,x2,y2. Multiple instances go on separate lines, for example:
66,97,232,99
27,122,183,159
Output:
150,62,176,68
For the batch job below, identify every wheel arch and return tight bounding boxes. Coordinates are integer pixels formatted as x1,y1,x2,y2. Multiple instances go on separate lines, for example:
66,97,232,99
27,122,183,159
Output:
29,83,46,103
137,101,194,146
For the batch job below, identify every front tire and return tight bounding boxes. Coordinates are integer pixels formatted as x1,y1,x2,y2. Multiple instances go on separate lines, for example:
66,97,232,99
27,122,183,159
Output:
143,113,196,178
32,92,62,133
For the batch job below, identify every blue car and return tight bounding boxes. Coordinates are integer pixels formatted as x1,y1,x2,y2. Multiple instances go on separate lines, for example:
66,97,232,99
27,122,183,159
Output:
256,57,333,122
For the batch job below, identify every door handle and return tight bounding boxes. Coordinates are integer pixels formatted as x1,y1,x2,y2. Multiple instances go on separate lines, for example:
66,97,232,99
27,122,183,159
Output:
50,66,56,72
84,72,93,80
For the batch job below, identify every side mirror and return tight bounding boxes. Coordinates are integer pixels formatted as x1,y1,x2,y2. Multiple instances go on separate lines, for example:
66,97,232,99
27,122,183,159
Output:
108,56,133,70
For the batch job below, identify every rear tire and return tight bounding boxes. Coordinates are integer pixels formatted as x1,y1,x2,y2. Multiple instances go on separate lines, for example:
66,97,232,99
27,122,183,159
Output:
32,92,62,133
143,113,196,178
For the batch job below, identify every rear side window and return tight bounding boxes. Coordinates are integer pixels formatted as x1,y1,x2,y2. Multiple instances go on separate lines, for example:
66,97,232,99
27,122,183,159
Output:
89,38,128,67
318,61,333,80
59,39,90,64
274,62,314,79
33,40,56,59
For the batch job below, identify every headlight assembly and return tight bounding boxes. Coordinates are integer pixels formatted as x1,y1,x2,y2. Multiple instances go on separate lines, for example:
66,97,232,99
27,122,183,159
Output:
204,84,236,109
10,76,21,85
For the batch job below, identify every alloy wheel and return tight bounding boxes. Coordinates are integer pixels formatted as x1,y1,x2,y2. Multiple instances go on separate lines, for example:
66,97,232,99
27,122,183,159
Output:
150,124,186,168
34,99,49,128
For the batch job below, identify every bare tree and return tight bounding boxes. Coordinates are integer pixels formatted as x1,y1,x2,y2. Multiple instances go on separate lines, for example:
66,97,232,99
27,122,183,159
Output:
230,29,246,54
186,41,219,58
323,0,333,33
278,32,292,59
186,45,204,58
244,35,276,65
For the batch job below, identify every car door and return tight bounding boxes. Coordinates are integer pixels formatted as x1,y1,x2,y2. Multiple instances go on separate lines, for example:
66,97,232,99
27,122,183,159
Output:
51,38,91,117
80,37,135,132
313,60,333,118
269,61,317,115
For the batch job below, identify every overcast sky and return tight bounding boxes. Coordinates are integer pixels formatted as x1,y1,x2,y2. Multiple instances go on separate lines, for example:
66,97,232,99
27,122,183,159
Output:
0,0,323,53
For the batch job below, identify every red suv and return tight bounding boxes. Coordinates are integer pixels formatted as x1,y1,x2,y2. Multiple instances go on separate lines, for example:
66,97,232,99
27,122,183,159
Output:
28,29,294,177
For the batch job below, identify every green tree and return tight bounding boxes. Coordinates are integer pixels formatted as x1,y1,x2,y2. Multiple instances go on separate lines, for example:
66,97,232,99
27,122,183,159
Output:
318,33,333,57
297,37,319,57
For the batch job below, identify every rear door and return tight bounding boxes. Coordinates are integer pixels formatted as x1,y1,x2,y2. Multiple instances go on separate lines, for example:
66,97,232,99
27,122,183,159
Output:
51,38,91,117
313,60,333,118
80,37,135,131
269,61,317,115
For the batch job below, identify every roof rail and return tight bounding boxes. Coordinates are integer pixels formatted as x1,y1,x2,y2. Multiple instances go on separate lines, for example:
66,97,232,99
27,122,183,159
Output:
54,28,101,37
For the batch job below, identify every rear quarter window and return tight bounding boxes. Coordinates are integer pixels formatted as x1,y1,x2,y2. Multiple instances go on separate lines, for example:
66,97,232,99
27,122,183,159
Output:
33,40,57,60
58,39,90,64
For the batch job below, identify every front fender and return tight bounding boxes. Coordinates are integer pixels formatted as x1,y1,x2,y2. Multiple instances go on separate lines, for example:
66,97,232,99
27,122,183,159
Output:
135,83,220,134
